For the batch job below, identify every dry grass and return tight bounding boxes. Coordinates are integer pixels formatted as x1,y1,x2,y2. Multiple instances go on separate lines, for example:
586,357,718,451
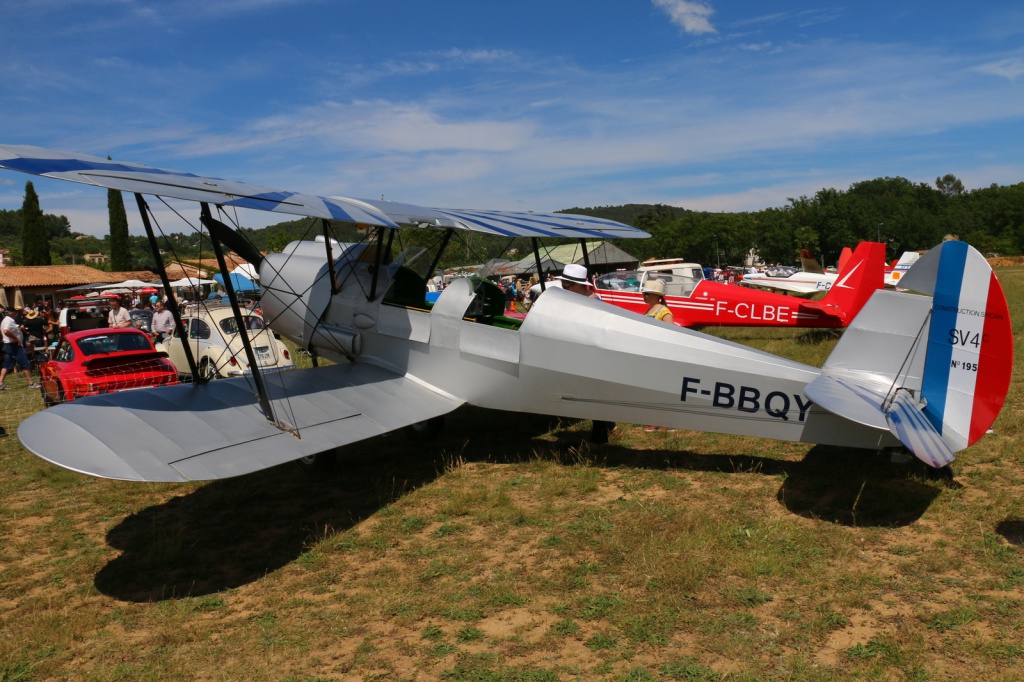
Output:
1,270,1023,681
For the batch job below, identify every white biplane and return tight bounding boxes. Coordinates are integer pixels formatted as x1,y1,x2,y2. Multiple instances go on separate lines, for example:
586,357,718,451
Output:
0,145,1013,482
740,249,842,296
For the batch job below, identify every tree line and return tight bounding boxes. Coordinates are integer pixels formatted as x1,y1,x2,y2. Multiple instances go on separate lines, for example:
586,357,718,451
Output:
5,173,1024,271
566,175,1024,268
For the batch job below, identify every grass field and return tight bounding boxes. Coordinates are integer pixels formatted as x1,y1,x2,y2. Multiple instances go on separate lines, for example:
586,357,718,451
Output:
1,269,1022,681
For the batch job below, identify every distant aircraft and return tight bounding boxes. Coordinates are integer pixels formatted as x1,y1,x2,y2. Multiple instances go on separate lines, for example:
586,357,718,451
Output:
0,145,1013,483
885,251,922,288
740,248,848,296
595,241,885,328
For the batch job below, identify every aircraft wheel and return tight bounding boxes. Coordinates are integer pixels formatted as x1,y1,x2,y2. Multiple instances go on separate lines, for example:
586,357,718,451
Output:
926,463,956,483
296,451,338,474
405,415,445,441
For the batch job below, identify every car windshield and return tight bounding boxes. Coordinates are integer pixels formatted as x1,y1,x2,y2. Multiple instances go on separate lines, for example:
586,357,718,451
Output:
595,272,641,292
218,315,266,335
76,333,152,356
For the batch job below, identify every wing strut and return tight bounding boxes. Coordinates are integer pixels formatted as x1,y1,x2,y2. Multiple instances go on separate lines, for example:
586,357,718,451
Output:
200,204,276,425
367,226,393,302
322,219,341,295
532,238,547,292
134,193,200,378
427,229,454,286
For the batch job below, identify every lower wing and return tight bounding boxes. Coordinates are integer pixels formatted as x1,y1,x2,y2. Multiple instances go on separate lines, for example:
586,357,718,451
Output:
19,363,462,482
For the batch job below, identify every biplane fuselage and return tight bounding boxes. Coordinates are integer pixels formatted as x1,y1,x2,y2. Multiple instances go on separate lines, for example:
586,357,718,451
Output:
259,241,898,451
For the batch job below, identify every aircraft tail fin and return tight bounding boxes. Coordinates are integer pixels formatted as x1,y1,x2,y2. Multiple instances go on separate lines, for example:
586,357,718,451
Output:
817,241,886,324
836,246,853,274
799,249,824,274
885,251,921,287
805,241,1012,467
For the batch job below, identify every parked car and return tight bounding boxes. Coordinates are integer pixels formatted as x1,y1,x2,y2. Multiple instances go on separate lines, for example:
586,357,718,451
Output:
157,306,295,380
57,296,115,337
40,327,179,405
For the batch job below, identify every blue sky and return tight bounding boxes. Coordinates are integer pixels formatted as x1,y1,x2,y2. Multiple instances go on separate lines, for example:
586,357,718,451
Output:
1,0,1023,237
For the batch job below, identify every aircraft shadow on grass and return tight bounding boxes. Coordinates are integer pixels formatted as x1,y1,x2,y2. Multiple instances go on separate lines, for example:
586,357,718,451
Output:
94,407,954,602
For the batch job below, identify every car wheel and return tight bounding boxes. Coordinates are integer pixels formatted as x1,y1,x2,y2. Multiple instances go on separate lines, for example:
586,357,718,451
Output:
404,415,446,440
56,384,67,405
296,450,338,474
199,357,219,382
40,383,53,407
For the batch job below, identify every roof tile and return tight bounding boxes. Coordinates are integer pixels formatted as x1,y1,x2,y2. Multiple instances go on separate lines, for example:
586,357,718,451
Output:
0,265,157,288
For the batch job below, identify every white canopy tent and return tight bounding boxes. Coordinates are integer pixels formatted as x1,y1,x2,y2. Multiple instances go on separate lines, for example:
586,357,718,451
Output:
230,263,260,282
168,277,218,287
98,279,152,290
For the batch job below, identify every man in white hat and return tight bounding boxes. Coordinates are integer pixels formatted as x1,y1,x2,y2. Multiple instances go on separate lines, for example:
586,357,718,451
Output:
556,263,599,299
556,263,615,443
0,307,39,390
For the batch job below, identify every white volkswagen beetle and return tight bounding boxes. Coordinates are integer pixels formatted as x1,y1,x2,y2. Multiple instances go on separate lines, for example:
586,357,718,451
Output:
158,305,295,380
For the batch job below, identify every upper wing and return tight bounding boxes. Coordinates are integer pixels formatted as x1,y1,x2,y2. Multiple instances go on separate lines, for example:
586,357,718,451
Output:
18,363,462,482
343,198,646,239
0,144,648,240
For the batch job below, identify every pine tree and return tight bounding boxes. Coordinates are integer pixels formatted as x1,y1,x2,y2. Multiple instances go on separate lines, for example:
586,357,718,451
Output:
20,181,51,266
108,183,132,271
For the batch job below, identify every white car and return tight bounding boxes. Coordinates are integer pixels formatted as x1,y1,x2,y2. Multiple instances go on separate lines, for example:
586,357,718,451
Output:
158,306,295,380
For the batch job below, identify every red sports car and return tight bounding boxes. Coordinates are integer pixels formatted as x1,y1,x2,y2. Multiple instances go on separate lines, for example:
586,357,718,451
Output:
40,327,179,406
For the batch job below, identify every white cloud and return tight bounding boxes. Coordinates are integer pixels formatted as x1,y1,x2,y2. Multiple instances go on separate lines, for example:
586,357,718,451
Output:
975,57,1024,80
652,0,716,35
738,42,775,53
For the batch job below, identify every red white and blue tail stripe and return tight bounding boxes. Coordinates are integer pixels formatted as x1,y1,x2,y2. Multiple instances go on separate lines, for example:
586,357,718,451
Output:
902,240,1013,454
806,240,1012,468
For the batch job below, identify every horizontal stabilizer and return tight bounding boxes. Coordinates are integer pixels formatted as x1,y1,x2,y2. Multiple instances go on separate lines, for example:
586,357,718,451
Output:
803,374,890,430
805,374,955,468
18,364,462,482
885,391,956,468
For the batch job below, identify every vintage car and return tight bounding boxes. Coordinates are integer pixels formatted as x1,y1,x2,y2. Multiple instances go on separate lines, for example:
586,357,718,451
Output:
40,327,179,405
129,308,153,333
157,306,295,380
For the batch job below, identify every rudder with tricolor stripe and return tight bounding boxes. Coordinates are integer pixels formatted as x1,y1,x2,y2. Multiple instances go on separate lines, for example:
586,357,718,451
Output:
903,241,1013,452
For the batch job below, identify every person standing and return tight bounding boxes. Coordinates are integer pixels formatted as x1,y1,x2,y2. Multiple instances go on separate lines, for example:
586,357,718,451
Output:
640,279,677,432
150,300,175,342
504,280,517,313
556,263,599,298
107,298,131,328
556,264,616,444
0,308,39,390
641,279,674,324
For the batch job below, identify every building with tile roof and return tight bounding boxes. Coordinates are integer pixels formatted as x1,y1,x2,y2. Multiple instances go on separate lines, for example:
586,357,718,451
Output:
0,265,157,309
